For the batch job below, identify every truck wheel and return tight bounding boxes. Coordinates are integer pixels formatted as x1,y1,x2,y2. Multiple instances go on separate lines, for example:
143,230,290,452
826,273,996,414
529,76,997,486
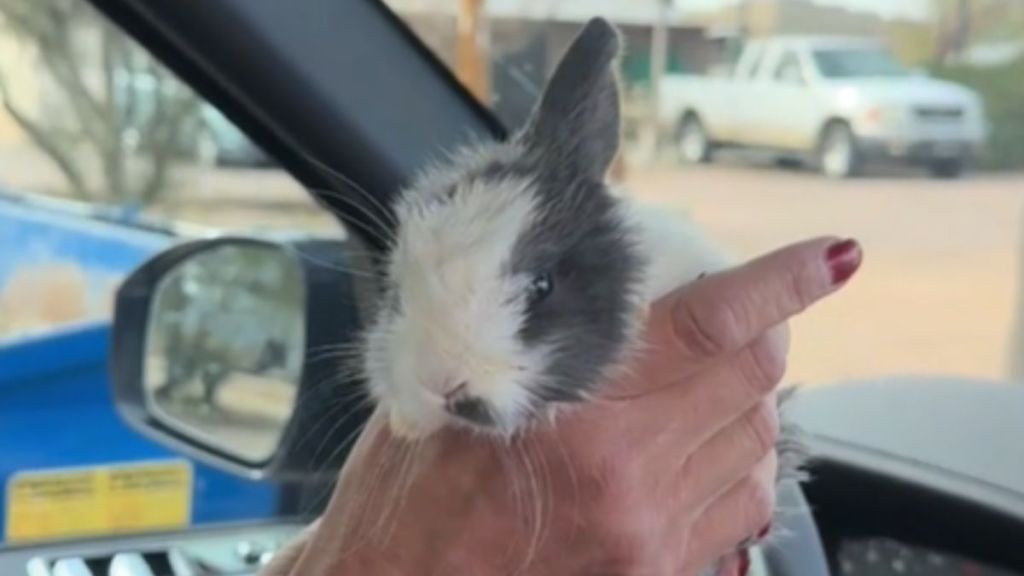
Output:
818,122,861,179
678,115,712,164
928,158,965,179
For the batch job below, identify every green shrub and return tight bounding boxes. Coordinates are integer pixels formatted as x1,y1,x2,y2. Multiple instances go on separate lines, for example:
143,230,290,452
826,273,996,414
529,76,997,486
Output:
933,58,1024,171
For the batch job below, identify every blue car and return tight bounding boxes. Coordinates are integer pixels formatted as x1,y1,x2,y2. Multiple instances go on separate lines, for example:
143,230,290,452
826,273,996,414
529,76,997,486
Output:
0,194,283,546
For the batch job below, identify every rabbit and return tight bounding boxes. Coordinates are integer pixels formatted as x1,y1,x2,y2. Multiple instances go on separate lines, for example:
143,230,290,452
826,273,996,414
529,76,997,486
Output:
358,16,807,573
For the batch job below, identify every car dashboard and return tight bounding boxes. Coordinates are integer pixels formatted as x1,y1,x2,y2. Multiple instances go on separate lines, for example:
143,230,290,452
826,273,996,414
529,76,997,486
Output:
4,378,1024,576
792,377,1024,576
3,526,1018,576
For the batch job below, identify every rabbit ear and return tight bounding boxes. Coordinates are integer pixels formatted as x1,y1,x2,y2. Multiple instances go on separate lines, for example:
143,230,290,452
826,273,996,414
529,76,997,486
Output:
519,17,622,180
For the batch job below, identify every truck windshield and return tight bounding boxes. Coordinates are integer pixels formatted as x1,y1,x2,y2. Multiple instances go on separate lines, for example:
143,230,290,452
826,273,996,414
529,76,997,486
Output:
812,48,910,78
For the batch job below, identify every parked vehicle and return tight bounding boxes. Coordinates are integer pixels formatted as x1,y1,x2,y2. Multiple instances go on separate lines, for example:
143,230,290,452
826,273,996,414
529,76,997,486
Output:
660,36,990,178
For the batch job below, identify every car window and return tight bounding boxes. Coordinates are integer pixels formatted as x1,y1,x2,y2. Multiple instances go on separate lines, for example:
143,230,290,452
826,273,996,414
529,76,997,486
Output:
742,45,766,79
812,47,910,78
0,0,340,544
385,1,1024,391
773,50,806,84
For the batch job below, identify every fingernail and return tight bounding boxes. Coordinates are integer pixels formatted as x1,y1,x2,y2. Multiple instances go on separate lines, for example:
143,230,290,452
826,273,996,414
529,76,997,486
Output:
757,523,771,539
826,238,862,285
737,549,751,576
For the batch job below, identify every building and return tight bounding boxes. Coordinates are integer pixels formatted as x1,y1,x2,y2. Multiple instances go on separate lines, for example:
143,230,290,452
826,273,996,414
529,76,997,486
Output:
386,0,718,130
681,0,928,38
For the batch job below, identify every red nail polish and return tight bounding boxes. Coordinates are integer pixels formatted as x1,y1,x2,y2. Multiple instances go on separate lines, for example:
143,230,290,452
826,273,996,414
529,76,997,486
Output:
737,549,751,576
826,238,862,285
757,523,771,539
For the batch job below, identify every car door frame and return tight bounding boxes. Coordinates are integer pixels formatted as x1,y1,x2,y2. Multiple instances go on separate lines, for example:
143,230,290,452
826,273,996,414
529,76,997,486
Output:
727,40,786,149
758,44,825,152
712,40,770,145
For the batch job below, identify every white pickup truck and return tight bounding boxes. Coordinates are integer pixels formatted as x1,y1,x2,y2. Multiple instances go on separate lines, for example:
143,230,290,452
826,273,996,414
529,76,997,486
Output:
660,36,989,178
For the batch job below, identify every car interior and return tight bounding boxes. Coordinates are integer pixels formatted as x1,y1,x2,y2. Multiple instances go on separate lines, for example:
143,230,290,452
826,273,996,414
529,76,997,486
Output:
0,0,1022,575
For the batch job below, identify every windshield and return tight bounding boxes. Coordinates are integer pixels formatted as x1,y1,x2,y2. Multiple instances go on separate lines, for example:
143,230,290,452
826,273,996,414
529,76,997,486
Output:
2,0,1024,558
812,47,911,78
383,0,1024,385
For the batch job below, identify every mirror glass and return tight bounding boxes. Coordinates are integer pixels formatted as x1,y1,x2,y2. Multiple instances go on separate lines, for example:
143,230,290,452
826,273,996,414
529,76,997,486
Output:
143,243,305,462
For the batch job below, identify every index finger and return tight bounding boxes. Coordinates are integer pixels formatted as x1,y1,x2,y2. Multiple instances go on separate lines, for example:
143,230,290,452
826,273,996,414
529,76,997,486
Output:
619,236,861,395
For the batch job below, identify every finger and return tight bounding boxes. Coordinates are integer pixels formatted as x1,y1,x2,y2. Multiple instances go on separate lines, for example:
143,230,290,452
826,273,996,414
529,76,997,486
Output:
593,331,785,454
668,399,779,517
614,236,860,396
681,452,778,574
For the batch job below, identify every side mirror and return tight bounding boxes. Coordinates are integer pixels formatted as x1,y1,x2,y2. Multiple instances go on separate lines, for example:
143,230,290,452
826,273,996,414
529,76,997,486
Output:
111,236,375,482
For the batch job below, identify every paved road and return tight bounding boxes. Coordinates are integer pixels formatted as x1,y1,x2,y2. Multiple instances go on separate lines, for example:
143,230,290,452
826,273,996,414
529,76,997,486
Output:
626,162,1024,386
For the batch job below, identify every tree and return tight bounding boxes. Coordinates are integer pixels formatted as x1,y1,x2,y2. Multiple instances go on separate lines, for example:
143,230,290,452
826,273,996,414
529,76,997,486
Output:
0,0,202,204
933,0,1024,64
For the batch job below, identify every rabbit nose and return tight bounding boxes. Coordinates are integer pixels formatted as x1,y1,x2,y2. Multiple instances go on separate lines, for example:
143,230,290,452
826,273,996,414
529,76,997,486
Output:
443,383,495,426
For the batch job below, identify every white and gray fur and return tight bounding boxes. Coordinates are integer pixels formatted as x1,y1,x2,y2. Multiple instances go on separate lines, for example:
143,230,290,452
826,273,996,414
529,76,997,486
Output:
363,18,724,437
360,17,807,570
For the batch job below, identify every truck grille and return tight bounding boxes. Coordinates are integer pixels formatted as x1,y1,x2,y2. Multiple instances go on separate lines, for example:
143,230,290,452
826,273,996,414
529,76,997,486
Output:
914,106,964,121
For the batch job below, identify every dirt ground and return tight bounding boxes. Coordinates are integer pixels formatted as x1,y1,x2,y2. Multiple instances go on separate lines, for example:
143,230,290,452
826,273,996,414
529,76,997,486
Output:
625,159,1024,386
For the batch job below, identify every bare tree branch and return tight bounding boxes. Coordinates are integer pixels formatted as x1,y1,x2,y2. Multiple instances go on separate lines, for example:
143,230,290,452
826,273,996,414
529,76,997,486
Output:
0,73,91,199
3,0,110,147
140,90,199,204
0,0,196,205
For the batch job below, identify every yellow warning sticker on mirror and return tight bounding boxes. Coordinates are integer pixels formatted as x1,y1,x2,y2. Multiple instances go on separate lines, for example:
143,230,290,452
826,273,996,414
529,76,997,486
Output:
5,460,192,543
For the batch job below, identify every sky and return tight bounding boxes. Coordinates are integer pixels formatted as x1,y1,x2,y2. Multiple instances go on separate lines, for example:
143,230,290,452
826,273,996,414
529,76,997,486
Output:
676,0,933,22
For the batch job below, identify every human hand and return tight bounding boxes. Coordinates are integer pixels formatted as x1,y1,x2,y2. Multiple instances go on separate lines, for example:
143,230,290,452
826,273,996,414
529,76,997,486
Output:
265,237,862,576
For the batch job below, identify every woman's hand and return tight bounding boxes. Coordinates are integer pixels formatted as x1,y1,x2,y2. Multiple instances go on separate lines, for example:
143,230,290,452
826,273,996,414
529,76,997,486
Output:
265,236,862,576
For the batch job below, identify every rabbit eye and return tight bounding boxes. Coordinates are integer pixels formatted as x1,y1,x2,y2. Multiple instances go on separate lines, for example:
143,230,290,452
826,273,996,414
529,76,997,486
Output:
526,273,554,307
